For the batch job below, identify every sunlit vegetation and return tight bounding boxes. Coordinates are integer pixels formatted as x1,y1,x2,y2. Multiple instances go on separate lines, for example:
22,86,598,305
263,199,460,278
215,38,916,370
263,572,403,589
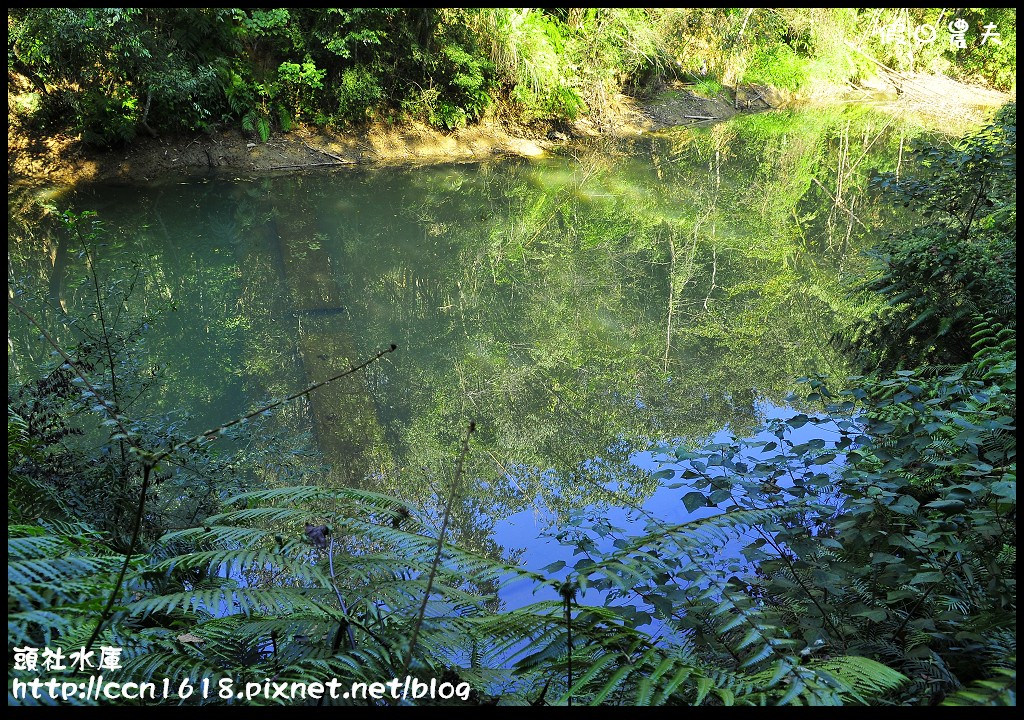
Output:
7,8,1016,146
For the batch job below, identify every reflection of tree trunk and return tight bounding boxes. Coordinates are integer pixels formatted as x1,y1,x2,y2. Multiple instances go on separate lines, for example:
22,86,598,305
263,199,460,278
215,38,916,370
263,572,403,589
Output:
48,234,69,315
701,150,721,313
896,131,904,184
843,195,856,255
265,210,389,488
151,192,184,282
663,233,676,372
663,225,700,371
703,247,718,312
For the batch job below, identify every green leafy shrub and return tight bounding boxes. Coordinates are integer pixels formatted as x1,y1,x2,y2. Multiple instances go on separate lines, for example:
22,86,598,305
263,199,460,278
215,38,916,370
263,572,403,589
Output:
427,44,495,130
845,104,1016,370
546,85,588,122
75,88,140,147
480,9,584,122
224,69,292,143
277,59,326,121
9,9,235,145
743,43,808,91
940,8,1016,91
334,65,384,126
558,343,1014,703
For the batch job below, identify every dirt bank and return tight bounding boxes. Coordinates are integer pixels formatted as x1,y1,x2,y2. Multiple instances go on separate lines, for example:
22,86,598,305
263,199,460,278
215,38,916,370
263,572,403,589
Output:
5,72,782,186
7,74,1010,187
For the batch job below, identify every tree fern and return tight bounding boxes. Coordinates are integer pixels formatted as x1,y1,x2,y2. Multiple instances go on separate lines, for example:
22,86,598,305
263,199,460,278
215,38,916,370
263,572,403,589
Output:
942,659,1016,706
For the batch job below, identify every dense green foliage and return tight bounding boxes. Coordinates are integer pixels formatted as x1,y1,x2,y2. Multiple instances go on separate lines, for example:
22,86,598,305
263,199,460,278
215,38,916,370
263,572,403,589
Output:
843,104,1016,370
5,91,1016,708
8,8,1017,146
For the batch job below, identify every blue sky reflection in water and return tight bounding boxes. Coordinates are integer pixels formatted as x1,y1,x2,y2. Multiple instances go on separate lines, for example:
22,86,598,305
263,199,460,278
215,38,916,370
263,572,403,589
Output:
493,399,852,616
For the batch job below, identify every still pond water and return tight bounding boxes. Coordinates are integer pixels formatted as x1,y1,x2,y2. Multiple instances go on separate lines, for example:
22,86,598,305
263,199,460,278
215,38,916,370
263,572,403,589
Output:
9,106,917,603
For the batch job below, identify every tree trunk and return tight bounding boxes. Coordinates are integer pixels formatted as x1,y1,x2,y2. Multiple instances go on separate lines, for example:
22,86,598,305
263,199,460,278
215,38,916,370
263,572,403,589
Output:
139,88,158,138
